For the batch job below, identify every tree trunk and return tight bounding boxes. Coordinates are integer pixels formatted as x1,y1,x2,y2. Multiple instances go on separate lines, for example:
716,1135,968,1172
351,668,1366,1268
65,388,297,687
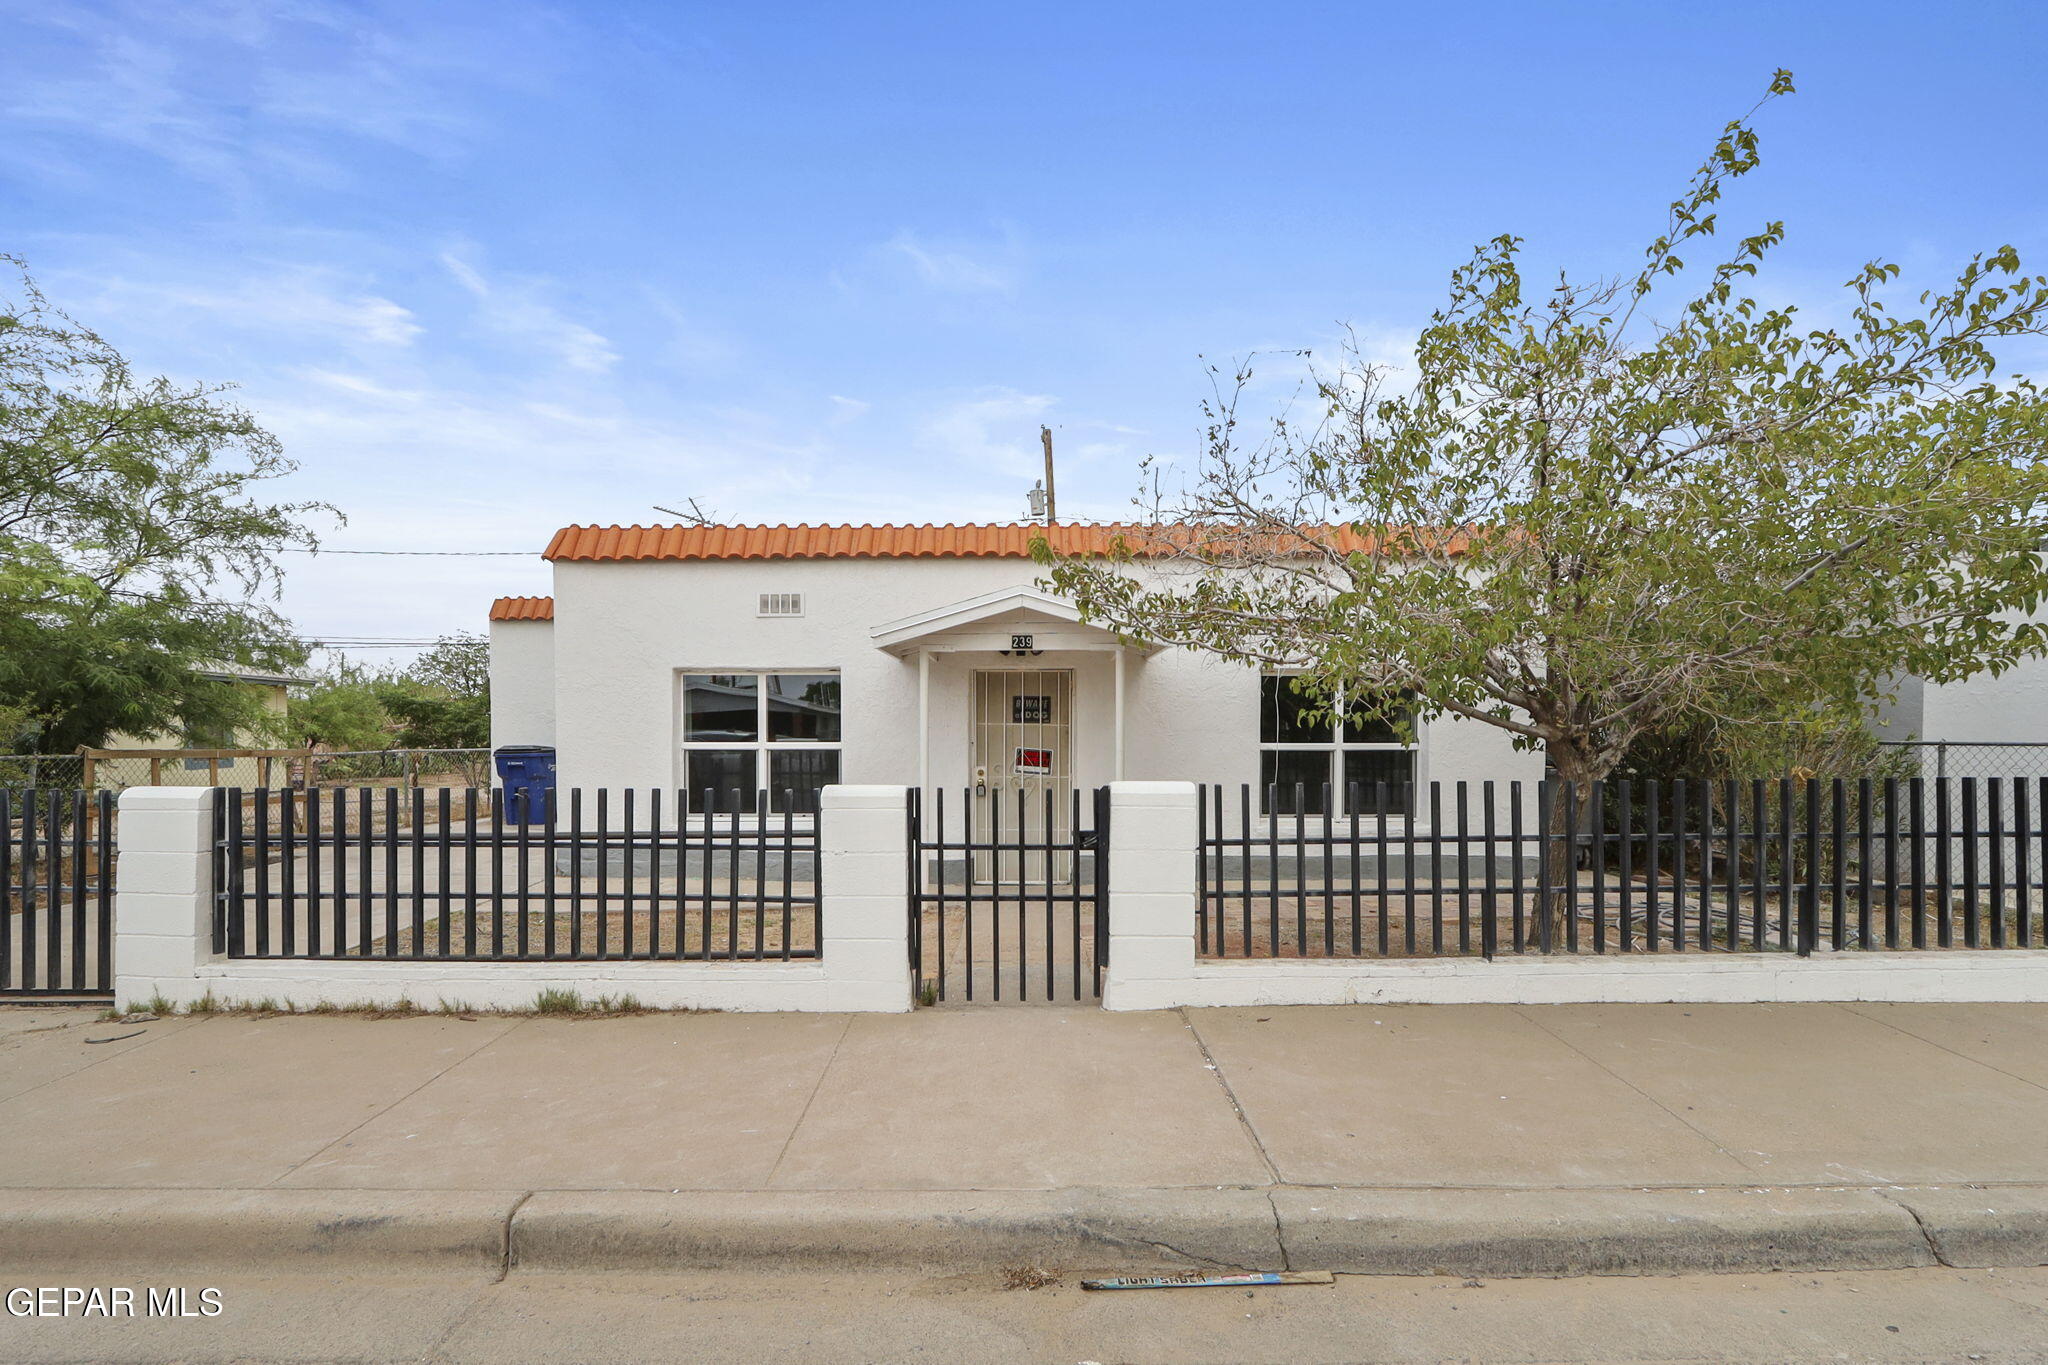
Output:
1544,738,1606,834
1539,738,1608,952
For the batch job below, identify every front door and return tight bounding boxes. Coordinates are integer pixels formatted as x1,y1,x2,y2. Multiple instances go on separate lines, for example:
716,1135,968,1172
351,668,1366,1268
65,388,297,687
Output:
970,669,1074,882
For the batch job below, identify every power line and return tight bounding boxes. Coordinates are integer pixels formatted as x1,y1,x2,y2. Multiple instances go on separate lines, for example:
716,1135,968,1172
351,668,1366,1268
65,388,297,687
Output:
280,548,537,557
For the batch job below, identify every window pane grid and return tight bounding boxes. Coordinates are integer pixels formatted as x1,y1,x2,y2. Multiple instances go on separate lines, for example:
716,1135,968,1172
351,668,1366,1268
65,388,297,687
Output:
683,670,842,813
1259,675,1417,817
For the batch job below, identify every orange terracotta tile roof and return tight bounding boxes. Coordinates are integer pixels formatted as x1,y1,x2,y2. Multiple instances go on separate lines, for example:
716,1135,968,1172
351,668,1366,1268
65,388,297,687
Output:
542,523,1435,562
488,595,554,621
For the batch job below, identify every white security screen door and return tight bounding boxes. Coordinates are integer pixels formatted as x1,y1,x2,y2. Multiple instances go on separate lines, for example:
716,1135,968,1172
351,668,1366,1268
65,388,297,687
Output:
970,669,1074,883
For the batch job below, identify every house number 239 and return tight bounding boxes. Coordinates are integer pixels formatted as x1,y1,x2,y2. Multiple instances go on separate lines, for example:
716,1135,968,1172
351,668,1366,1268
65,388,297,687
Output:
1010,633,1034,651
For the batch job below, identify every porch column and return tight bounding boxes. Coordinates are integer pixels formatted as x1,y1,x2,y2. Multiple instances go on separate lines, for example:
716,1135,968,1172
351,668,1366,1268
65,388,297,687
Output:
917,649,931,794
1113,648,1127,782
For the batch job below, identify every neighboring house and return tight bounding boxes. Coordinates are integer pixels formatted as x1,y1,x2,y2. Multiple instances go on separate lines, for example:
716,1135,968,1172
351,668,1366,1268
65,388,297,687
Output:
100,663,302,787
485,523,1545,823
1871,597,2048,778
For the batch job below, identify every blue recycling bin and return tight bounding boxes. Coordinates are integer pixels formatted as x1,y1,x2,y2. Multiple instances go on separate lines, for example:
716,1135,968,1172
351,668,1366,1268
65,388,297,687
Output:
493,746,557,824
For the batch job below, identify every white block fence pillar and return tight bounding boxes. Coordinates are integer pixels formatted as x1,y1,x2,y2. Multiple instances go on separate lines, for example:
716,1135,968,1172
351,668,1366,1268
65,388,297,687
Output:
113,787,217,1011
1100,781,1201,1012
816,785,916,1012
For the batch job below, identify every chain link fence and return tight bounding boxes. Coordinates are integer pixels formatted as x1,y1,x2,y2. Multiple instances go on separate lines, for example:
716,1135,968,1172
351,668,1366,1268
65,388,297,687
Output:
0,749,492,793
1876,741,2048,826
0,755,86,789
301,750,493,789
1876,741,2048,781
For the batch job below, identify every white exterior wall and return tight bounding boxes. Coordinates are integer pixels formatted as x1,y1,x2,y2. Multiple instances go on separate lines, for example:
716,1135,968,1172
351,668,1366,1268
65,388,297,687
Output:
1877,600,2048,756
489,619,557,750
545,557,1542,815
1918,659,2048,747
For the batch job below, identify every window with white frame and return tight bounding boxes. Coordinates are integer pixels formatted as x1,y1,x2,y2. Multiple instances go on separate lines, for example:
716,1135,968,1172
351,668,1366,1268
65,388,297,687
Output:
681,671,841,814
1259,675,1417,816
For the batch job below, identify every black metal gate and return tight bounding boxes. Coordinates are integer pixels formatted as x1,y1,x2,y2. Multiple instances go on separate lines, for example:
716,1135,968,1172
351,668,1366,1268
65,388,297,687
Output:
2,790,117,1001
908,786,1109,1003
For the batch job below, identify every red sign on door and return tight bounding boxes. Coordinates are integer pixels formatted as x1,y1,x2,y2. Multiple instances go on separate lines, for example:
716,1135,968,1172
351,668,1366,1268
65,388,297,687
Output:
1014,747,1054,775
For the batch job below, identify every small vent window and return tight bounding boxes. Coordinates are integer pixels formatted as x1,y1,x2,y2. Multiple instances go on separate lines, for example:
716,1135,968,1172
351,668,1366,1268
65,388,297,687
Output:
758,592,804,617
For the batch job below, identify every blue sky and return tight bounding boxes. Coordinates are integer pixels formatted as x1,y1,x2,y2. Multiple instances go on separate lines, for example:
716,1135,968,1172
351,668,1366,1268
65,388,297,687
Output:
5,1,2047,663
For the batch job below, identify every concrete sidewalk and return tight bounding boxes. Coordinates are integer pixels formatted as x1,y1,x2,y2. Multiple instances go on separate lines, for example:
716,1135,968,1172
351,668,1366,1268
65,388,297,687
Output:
10,1000,2048,1276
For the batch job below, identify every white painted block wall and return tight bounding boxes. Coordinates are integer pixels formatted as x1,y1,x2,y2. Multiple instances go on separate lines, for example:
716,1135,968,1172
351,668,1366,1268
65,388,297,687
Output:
113,783,2048,1014
488,618,557,751
113,785,911,1014
1098,781,2048,1010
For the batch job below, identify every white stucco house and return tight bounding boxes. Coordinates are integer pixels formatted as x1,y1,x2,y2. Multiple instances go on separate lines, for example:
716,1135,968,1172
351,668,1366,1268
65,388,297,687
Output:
488,520,2048,817
487,522,1547,822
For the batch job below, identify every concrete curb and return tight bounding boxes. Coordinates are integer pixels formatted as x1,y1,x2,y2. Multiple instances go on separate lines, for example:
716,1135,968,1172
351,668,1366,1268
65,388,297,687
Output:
1887,1185,2048,1269
1270,1187,1937,1276
7,1185,2048,1278
512,1189,1282,1273
0,1189,520,1274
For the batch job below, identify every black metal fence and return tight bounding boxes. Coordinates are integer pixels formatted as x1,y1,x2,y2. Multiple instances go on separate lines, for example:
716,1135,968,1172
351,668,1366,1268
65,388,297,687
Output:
909,787,1109,1003
2,790,116,999
1199,778,2048,959
213,787,818,962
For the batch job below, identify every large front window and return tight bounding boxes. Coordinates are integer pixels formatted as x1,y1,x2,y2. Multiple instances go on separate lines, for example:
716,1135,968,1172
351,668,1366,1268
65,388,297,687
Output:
681,672,842,814
1259,675,1416,816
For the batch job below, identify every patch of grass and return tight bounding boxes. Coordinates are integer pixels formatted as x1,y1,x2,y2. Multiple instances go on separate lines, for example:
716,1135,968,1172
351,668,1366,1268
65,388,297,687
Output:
918,978,938,1008
533,988,656,1017
104,990,707,1020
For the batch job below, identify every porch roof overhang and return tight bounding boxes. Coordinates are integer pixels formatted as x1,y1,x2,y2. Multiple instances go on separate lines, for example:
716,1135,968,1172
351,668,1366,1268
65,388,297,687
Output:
869,587,1157,657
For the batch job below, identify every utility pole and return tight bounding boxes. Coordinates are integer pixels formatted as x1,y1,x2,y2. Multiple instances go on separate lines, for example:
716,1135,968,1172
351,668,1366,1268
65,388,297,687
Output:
1040,425,1057,524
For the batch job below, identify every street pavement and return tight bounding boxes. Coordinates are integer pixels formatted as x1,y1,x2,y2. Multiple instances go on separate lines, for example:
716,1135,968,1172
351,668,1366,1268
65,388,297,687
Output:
8,1265,2048,1363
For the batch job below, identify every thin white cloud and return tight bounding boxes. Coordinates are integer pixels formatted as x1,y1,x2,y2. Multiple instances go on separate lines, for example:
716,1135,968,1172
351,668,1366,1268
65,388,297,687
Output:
439,249,620,374
79,267,423,349
885,229,1021,294
919,388,1057,477
0,0,555,187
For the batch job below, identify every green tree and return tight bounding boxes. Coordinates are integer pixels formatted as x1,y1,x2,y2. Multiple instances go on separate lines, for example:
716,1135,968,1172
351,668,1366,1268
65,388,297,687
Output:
1040,72,2048,803
0,255,330,752
277,668,393,752
406,632,488,699
377,633,490,749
